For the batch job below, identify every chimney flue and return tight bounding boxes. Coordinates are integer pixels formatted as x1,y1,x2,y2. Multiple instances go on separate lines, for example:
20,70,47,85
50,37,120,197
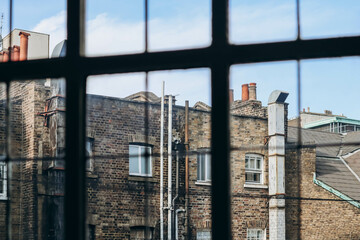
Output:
249,83,257,100
19,31,30,61
242,84,249,101
229,89,234,104
13,46,20,61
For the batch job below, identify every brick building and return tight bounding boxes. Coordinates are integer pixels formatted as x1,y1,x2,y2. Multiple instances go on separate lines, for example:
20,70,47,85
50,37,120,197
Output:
0,33,359,240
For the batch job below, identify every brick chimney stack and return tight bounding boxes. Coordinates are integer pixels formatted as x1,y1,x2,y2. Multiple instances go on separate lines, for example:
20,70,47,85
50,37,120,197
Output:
242,84,249,101
249,83,257,100
19,31,30,61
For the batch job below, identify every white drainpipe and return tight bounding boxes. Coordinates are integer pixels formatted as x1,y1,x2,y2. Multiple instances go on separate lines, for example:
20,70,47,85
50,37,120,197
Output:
160,82,165,240
168,95,173,240
175,208,185,240
268,90,288,240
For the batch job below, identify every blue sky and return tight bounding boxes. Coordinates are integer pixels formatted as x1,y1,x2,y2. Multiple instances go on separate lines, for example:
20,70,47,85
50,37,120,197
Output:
1,0,360,118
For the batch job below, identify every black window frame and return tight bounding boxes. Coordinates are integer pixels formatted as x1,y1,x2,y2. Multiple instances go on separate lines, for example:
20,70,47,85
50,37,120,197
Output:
0,0,359,239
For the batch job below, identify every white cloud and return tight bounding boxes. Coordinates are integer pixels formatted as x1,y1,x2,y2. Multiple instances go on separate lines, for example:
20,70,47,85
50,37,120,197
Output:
32,10,67,56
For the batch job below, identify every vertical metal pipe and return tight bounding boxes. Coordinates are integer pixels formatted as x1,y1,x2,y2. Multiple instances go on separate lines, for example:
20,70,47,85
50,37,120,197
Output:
167,95,173,240
160,82,165,240
184,101,189,239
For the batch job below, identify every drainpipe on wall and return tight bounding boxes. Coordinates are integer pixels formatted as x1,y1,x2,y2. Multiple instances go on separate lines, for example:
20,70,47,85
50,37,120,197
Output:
175,208,186,240
184,101,189,239
160,82,165,240
168,95,173,240
268,90,289,240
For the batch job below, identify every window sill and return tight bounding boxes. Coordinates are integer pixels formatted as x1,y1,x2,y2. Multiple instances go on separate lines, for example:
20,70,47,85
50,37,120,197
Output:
128,175,156,182
195,181,212,186
86,172,98,179
0,196,8,201
244,184,268,189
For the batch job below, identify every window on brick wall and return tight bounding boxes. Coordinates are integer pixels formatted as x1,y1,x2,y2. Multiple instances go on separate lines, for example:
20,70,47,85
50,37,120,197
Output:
247,228,265,240
197,150,211,182
86,138,94,171
0,156,7,199
129,144,152,176
197,229,211,240
245,154,263,184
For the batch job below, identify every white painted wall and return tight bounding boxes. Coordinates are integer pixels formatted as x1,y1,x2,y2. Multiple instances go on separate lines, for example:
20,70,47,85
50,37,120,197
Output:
3,29,49,60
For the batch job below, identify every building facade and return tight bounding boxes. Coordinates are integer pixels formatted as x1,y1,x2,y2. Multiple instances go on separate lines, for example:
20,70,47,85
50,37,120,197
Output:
0,33,359,240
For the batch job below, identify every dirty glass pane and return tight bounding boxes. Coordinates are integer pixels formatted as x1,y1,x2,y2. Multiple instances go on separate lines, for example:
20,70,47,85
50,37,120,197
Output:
6,79,66,239
229,0,297,44
86,68,211,239
148,0,211,51
229,61,297,239
300,0,360,39
85,0,145,56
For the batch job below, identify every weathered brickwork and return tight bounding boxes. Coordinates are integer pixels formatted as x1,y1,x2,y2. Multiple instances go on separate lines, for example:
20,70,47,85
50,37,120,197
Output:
1,80,359,240
286,147,360,240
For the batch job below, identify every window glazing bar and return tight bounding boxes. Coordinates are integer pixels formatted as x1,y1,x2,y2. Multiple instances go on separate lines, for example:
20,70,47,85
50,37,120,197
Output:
65,0,86,239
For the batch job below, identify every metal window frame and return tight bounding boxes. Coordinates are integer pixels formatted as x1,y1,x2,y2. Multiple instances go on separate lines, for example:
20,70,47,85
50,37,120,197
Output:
0,0,359,239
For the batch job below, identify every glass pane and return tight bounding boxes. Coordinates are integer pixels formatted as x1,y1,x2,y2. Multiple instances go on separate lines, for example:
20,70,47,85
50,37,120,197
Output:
8,0,67,60
129,145,139,174
230,0,297,44
86,0,144,56
6,78,66,239
300,0,360,39
206,155,211,180
86,69,211,239
149,0,211,51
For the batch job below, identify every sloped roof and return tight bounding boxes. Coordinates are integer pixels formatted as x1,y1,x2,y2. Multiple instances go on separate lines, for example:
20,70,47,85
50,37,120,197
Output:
343,151,360,178
316,157,360,202
288,126,360,204
287,126,342,157
342,131,360,155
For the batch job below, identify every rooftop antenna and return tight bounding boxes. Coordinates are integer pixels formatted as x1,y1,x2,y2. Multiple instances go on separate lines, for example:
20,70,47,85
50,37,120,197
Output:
0,13,3,50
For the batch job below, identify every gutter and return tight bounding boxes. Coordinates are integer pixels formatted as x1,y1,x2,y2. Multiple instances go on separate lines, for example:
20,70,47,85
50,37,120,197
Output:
313,173,360,209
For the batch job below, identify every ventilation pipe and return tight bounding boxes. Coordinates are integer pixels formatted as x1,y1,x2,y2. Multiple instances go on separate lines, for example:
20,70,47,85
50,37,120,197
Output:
268,90,289,240
19,31,30,61
242,84,249,101
249,83,257,100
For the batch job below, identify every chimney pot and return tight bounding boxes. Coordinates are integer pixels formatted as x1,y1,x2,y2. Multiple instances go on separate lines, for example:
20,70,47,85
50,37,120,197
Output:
307,107,310,112
19,31,31,61
249,82,257,100
242,84,249,101
229,89,234,104
13,45,20,62
2,51,9,62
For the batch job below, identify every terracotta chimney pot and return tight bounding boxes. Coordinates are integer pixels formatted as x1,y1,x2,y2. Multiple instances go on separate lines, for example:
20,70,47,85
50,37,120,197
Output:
229,89,234,104
242,84,249,101
3,51,9,62
249,82,257,100
13,45,20,62
19,31,31,61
